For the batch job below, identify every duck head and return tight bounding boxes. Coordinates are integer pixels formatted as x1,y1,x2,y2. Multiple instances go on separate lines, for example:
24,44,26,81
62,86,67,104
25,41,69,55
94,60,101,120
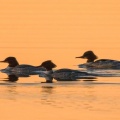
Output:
76,51,98,62
39,60,57,71
0,57,19,67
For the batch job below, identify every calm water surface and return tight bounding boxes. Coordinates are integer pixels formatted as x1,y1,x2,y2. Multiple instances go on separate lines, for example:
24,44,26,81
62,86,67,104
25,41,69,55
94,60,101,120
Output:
0,48,120,120
1,0,120,119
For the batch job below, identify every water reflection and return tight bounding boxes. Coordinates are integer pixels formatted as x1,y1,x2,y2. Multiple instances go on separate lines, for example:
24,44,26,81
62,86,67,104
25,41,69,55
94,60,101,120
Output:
2,73,30,82
5,74,18,82
40,86,56,105
1,68,120,83
1,71,97,83
39,83,98,110
5,85,18,101
0,74,120,113
41,86,54,94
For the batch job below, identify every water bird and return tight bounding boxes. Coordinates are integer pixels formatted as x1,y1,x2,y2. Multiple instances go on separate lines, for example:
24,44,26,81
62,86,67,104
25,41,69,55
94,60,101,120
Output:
76,50,120,69
0,57,45,74
38,60,96,82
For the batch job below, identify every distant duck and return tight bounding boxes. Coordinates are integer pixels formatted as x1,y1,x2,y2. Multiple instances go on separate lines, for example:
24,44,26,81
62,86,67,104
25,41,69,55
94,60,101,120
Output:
38,60,96,82
76,50,120,69
0,57,45,74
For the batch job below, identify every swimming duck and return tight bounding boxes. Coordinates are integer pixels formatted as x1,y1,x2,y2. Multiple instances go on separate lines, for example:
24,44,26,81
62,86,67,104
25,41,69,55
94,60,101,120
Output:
38,60,96,82
0,57,45,74
76,50,120,69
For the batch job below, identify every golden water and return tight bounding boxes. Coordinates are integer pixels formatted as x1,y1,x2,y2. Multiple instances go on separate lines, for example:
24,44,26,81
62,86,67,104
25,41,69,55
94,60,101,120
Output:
0,0,120,119
0,48,120,120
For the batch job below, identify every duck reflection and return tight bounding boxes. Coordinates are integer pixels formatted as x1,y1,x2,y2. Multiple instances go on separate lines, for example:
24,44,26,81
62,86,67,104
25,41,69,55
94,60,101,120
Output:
5,74,18,82
2,71,96,83
3,72,30,82
41,86,54,94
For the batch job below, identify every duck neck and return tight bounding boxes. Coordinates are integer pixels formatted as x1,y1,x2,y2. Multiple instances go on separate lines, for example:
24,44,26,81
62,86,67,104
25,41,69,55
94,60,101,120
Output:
8,61,19,67
46,67,53,71
87,58,95,62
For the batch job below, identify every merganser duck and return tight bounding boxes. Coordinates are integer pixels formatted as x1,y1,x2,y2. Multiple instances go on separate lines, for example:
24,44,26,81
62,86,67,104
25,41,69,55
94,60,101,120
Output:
76,50,120,69
38,60,96,82
0,57,45,74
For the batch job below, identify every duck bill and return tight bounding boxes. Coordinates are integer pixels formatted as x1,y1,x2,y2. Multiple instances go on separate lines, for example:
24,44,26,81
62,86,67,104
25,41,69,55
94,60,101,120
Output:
0,60,6,62
76,56,85,58
54,65,57,68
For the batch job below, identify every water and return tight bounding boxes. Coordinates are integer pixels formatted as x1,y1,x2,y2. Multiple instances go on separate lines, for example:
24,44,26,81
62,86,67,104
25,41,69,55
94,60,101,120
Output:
0,48,120,120
0,65,120,120
1,0,120,119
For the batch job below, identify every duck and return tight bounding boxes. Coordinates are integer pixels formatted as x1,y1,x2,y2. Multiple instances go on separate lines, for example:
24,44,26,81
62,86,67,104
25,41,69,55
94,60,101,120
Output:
0,56,46,74
37,60,96,82
76,50,120,69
